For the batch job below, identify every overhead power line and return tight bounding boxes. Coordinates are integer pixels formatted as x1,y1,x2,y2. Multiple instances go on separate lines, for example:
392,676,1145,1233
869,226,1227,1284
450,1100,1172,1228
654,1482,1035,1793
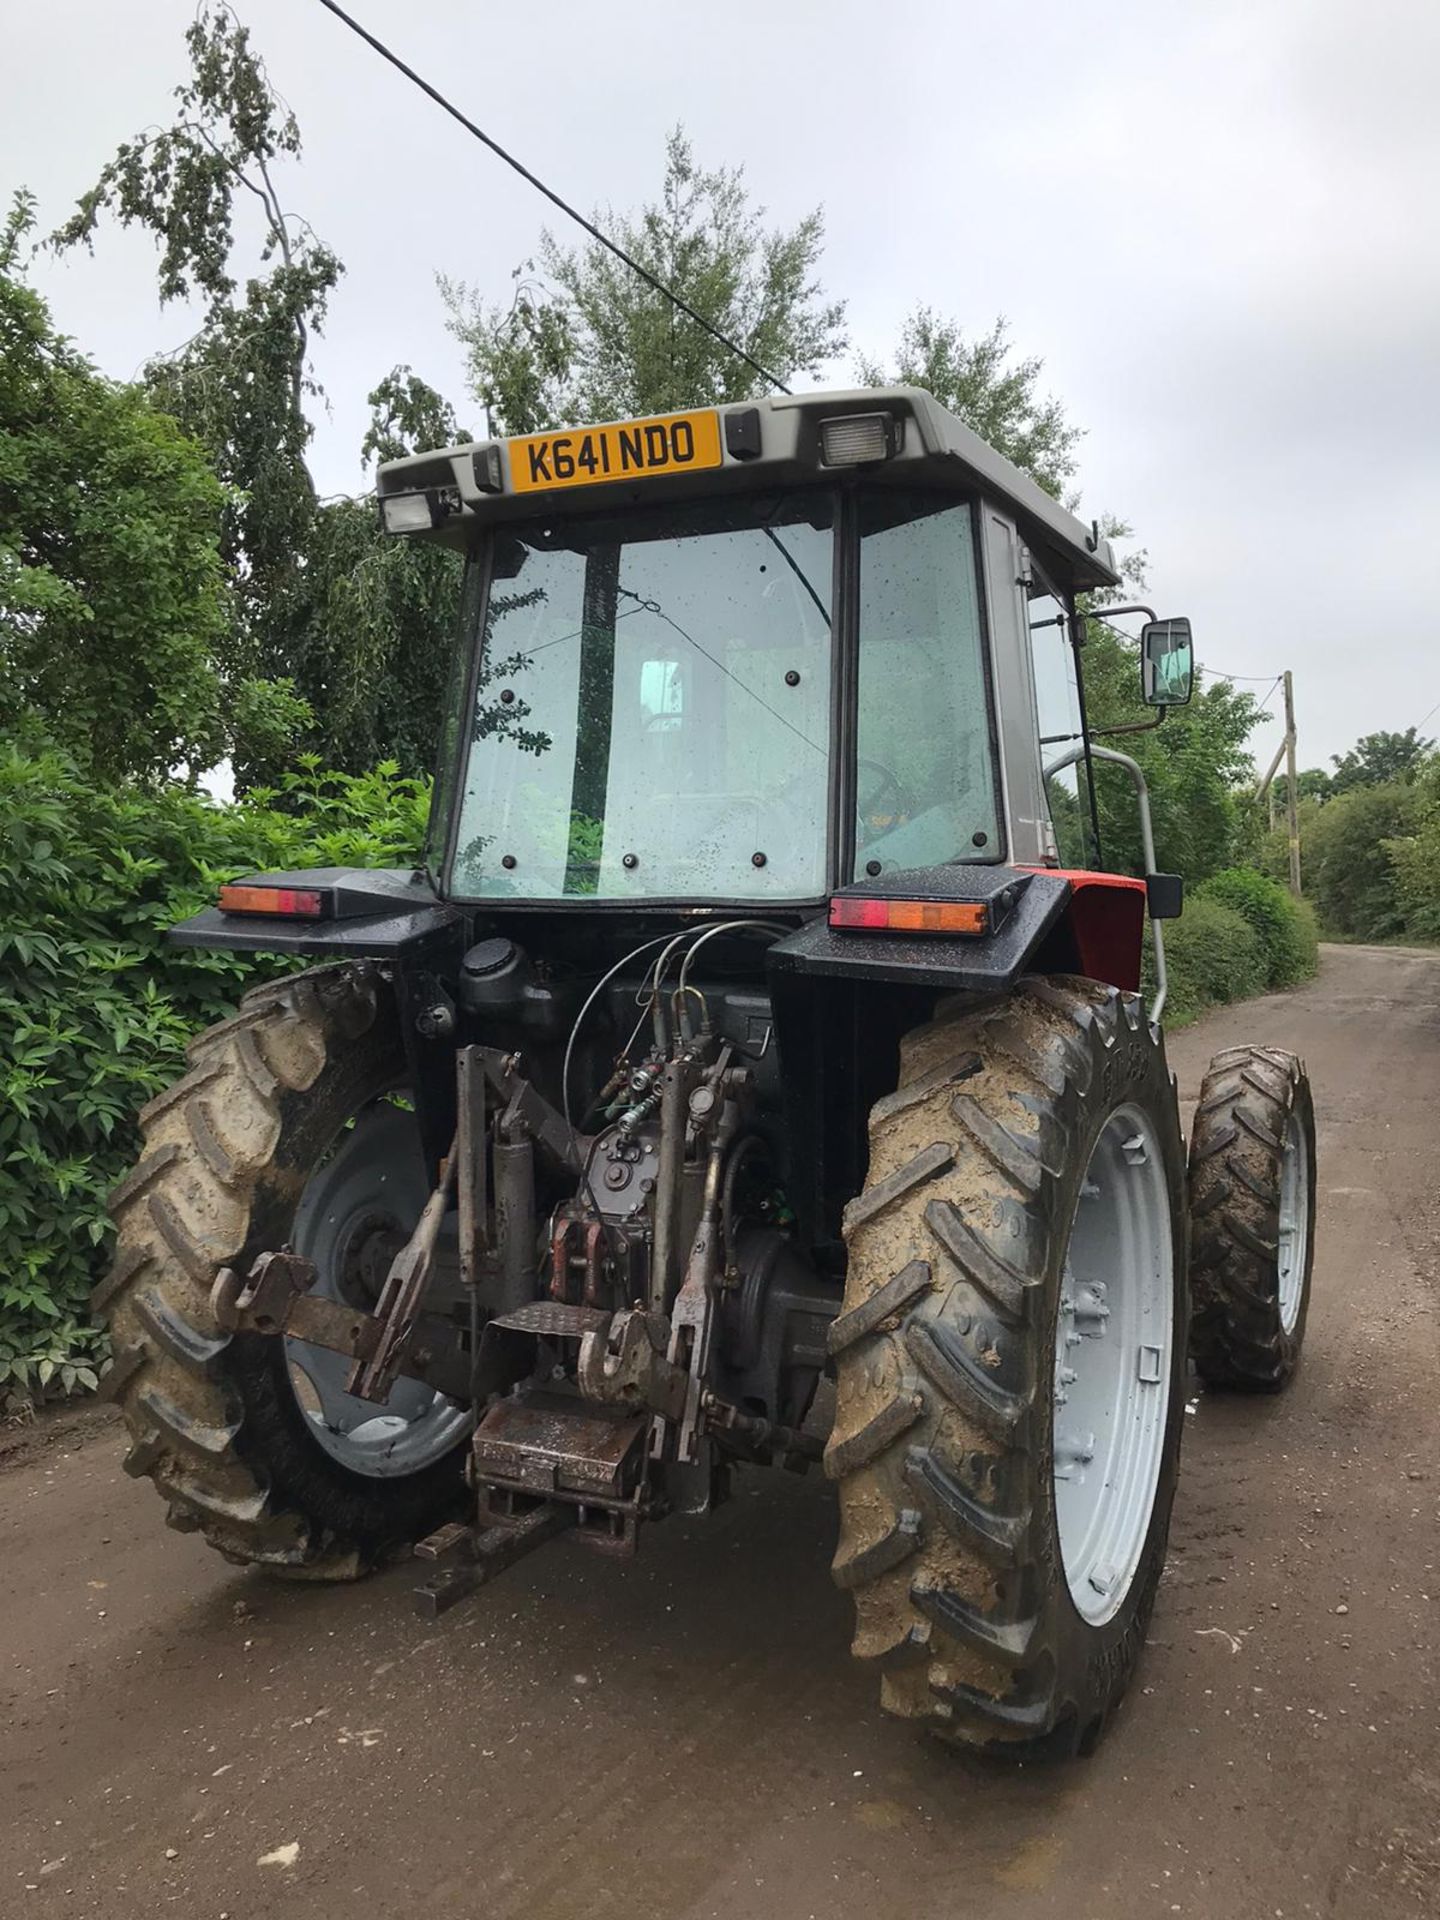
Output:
314,0,791,396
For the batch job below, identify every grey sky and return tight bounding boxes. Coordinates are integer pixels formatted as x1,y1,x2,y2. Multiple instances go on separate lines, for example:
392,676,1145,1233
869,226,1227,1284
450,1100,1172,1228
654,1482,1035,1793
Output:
7,0,1439,773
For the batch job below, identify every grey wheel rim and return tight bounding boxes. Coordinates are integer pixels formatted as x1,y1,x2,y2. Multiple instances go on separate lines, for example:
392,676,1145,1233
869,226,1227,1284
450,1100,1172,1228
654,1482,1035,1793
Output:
1277,1107,1309,1335
1053,1104,1174,1628
287,1103,471,1478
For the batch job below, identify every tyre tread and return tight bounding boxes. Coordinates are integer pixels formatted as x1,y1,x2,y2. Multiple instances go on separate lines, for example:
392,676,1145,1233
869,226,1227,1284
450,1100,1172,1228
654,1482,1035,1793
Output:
830,976,1186,1753
1187,1044,1314,1391
95,962,455,1577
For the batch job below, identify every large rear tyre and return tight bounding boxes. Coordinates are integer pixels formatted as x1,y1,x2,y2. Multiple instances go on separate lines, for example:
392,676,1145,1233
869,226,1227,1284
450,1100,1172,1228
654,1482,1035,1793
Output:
827,978,1188,1757
1188,1045,1316,1391
95,965,468,1577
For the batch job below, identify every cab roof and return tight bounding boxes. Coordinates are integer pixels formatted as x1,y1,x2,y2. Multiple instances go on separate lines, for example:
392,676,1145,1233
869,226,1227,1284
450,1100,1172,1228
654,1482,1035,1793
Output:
375,385,1120,595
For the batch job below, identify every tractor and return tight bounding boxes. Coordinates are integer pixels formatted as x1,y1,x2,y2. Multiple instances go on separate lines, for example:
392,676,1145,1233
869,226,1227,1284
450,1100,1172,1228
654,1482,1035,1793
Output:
99,387,1316,1757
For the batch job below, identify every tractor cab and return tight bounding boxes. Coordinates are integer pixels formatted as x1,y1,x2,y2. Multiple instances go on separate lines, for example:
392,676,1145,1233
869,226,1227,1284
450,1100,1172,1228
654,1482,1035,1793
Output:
376,388,1168,910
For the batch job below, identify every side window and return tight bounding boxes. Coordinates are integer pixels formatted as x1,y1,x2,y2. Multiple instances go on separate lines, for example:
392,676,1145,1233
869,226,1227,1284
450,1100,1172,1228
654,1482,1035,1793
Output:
1028,591,1093,868
854,497,1001,875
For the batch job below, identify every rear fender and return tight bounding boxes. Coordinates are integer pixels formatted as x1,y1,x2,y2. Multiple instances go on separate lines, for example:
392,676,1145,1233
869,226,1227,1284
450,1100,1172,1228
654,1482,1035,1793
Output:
167,866,462,960
765,865,1149,1249
768,864,1149,997
768,865,1070,995
169,867,466,1170
1026,870,1149,994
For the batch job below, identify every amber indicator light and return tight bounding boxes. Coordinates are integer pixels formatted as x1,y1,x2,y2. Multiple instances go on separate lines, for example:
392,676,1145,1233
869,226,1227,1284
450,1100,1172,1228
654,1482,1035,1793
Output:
828,897,989,935
218,884,326,918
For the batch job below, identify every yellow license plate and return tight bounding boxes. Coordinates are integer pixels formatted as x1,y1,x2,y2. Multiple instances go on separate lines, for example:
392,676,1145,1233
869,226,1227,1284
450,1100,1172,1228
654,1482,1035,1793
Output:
508,409,723,494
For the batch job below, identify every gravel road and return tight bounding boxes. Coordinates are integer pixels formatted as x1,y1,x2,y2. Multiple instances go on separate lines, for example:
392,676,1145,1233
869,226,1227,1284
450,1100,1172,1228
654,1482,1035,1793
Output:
2,942,1437,1919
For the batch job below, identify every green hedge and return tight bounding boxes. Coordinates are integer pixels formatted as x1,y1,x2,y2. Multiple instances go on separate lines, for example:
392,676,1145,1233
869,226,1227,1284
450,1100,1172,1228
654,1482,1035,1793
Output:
1155,896,1267,1027
1199,867,1319,988
1153,866,1318,1027
0,738,427,1404
1301,782,1422,940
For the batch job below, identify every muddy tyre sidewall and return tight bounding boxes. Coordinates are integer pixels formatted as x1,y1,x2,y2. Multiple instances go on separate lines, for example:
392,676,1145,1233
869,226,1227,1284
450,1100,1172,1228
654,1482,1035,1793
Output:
828,979,1188,1756
99,965,467,1575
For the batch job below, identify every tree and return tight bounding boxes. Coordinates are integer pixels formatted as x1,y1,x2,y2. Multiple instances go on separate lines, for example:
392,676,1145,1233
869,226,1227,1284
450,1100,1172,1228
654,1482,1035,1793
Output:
280,370,467,780
1384,757,1440,942
1080,623,1261,884
1304,782,1422,938
52,2,336,695
0,194,229,782
1329,727,1434,794
1274,766,1334,808
54,3,467,782
441,127,847,434
859,309,1082,500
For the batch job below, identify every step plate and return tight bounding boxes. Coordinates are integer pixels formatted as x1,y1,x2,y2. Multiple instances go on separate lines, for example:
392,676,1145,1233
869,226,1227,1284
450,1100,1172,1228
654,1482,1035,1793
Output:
489,1302,611,1339
473,1399,644,1500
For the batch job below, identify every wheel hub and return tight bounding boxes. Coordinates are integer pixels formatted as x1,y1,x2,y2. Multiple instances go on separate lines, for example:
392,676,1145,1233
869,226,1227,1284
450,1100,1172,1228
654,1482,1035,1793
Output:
1277,1107,1310,1334
1052,1106,1174,1626
286,1104,471,1479
337,1212,407,1306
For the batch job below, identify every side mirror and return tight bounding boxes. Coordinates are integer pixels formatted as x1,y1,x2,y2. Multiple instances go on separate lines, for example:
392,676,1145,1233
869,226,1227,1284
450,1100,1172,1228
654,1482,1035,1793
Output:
1141,617,1194,707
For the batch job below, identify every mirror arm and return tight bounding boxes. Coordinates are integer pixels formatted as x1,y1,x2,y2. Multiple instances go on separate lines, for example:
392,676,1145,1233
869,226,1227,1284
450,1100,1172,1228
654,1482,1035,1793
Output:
1089,708,1168,739
1082,603,1159,636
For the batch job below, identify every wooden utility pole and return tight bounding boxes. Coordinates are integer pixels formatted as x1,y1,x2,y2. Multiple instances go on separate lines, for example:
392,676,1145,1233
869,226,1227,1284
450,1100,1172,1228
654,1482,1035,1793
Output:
1283,669,1301,897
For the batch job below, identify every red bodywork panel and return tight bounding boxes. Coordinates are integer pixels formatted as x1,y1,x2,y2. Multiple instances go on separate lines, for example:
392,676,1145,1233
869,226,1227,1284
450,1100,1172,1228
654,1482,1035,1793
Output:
1023,869,1149,993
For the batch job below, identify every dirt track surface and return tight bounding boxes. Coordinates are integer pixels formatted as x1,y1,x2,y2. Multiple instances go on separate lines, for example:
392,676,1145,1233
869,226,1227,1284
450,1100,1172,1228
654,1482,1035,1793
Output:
3,943,1438,1919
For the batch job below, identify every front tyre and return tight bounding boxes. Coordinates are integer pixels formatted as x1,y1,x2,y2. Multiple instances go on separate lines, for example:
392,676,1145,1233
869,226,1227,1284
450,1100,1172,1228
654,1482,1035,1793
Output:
95,966,468,1578
827,978,1188,1756
1188,1046,1316,1390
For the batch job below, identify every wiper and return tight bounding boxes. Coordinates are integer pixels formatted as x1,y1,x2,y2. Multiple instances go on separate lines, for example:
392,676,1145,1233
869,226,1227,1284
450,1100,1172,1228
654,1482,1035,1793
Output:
762,526,830,626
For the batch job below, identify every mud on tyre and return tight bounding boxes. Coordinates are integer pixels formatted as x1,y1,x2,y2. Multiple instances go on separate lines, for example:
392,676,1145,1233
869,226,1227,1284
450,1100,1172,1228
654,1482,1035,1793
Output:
826,977,1188,1755
1188,1045,1316,1391
95,964,468,1577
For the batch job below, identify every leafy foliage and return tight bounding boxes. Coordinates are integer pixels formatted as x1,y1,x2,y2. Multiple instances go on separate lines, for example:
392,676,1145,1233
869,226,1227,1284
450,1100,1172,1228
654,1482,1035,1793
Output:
859,309,1081,500
441,127,847,435
1385,761,1440,941
1330,727,1434,794
1200,867,1318,989
52,3,466,784
1152,895,1267,1028
52,3,335,730
0,735,426,1404
1301,781,1423,940
1258,727,1440,944
280,489,462,784
1080,625,1262,886
1272,766,1335,807
1,194,230,782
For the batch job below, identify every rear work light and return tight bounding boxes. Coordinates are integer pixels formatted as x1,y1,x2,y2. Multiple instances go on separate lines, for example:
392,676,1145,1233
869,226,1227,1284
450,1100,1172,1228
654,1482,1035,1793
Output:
218,884,326,918
380,490,439,535
817,411,901,467
829,896,989,935
379,484,463,536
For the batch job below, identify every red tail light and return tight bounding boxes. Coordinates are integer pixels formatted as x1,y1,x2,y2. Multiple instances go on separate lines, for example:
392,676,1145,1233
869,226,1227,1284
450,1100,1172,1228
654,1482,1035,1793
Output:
218,884,326,918
828,896,989,936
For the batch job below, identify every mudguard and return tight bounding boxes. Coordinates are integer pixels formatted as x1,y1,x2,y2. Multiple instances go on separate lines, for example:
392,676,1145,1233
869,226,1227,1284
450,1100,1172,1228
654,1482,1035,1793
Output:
167,866,462,960
769,864,1148,996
